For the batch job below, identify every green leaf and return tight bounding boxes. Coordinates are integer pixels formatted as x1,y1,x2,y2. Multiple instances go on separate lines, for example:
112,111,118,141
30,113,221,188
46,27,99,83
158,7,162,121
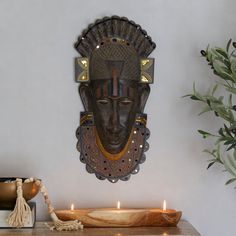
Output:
205,45,210,60
226,144,236,151
207,51,214,64
224,124,233,137
212,61,221,72
225,86,236,94
213,61,234,81
229,124,236,130
206,99,211,107
198,106,211,115
203,149,214,155
226,39,232,52
223,157,236,176
232,75,236,83
215,48,228,59
207,162,215,169
198,130,213,138
231,60,236,77
225,178,236,185
219,136,234,142
193,82,197,94
224,59,231,70
218,71,233,82
228,94,232,107
212,84,218,95
224,140,236,145
190,95,200,101
228,110,235,122
198,130,208,135
218,128,225,137
229,158,236,173
234,149,236,161
182,94,192,98
221,66,232,74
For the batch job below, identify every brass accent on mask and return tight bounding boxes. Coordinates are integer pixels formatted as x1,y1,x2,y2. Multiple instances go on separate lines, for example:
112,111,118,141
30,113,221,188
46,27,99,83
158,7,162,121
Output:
141,59,150,67
140,58,155,84
135,117,147,126
141,75,150,83
75,57,89,82
80,114,93,125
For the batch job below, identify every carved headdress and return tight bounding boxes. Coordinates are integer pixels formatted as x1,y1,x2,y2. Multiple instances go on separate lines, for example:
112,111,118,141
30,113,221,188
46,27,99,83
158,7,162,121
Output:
75,16,156,83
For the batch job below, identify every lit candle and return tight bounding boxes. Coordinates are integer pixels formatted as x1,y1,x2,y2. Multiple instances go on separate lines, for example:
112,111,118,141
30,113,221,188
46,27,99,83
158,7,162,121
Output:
117,201,121,209
163,200,166,211
71,203,75,211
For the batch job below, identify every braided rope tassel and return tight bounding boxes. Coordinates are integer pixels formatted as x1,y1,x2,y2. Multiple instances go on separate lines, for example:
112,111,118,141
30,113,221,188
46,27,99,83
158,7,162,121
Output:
7,179,31,228
34,178,83,231
45,212,83,231
7,178,83,231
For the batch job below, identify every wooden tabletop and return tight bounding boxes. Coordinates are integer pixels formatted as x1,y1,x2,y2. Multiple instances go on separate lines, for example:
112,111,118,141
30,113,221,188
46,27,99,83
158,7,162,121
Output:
0,220,201,236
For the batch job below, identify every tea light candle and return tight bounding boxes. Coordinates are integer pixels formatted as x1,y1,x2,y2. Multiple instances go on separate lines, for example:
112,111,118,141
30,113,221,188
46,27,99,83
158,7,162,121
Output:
117,201,120,209
163,200,166,211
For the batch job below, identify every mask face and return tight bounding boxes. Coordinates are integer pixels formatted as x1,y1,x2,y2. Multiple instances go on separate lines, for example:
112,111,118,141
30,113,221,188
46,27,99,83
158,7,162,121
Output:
91,79,139,154
89,42,142,154
75,16,156,182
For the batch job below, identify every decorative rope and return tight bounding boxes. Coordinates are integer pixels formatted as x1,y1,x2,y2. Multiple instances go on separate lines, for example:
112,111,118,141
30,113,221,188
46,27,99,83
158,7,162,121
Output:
7,178,83,231
7,179,31,228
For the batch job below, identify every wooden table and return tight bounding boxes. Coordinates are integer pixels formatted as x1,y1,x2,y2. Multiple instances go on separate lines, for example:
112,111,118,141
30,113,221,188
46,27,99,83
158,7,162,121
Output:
0,221,201,236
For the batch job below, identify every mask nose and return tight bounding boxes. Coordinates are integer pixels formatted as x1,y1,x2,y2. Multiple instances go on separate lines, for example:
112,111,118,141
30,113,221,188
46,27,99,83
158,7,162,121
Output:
108,100,121,134
112,101,120,133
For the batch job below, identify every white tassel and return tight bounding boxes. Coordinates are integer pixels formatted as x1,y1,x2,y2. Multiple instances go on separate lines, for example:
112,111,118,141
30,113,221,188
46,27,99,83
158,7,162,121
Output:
7,178,83,231
45,212,83,231
35,179,83,231
7,179,31,228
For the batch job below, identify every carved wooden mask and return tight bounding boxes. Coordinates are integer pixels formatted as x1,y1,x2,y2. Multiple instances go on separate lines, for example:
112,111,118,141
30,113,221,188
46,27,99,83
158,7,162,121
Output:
74,16,156,182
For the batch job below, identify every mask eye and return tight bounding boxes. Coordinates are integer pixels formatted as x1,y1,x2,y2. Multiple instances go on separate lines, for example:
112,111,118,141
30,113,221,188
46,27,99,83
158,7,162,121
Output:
97,98,109,105
120,98,132,105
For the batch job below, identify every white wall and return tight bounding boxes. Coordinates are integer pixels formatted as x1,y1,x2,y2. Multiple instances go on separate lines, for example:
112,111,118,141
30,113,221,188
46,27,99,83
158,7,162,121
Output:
0,0,236,235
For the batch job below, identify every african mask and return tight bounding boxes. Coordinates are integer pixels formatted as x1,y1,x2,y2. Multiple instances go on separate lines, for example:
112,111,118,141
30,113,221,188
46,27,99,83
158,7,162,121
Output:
74,16,156,182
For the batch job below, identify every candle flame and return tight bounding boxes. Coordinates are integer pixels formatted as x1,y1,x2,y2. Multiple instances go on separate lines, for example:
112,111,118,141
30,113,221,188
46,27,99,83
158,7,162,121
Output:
71,204,74,211
163,200,166,211
117,201,121,209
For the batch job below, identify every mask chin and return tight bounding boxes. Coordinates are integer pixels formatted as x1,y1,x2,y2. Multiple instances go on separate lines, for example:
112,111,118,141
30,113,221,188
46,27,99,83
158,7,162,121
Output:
96,128,129,154
104,144,125,154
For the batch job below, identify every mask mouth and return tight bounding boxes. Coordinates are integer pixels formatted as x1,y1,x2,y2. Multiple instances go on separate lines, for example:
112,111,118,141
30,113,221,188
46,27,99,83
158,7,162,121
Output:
102,129,128,152
109,139,121,145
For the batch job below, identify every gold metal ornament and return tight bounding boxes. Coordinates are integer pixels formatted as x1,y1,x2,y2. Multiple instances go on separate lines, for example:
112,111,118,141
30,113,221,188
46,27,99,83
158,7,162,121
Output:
75,57,89,82
140,58,155,84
